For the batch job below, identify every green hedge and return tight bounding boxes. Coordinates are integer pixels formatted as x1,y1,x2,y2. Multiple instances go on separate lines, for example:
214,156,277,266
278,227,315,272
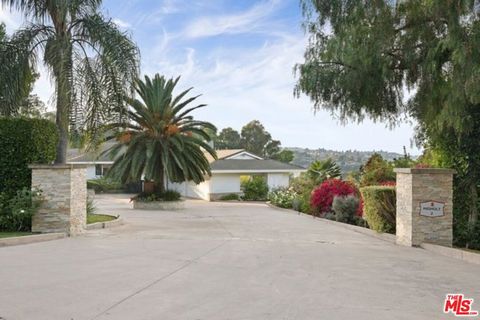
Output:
0,118,58,198
87,177,123,193
241,176,269,201
360,186,396,233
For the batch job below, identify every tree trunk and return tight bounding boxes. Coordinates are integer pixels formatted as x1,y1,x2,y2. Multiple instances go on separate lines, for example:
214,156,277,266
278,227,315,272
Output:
55,98,69,164
465,181,479,249
469,182,479,225
53,41,72,164
154,167,166,194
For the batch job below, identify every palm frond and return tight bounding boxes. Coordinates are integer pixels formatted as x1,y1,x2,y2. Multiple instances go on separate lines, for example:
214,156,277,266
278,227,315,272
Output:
106,74,217,189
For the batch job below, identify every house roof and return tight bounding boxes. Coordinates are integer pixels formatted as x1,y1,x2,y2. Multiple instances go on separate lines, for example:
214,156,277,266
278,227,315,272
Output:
210,159,305,172
67,143,117,163
204,149,244,163
67,145,305,173
68,147,251,164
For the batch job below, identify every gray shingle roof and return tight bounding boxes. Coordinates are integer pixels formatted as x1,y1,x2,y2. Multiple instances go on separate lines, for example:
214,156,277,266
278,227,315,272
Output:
67,143,117,162
210,159,305,171
68,144,305,173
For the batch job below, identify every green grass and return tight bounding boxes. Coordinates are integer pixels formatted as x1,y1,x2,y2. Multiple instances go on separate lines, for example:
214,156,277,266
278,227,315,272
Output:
0,232,33,239
87,213,117,224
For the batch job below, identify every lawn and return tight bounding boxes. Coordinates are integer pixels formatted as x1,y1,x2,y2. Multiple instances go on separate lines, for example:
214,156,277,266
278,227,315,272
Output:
87,213,117,224
0,232,33,239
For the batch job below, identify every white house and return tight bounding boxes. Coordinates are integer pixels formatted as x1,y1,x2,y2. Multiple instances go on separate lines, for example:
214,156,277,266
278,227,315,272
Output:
68,146,305,201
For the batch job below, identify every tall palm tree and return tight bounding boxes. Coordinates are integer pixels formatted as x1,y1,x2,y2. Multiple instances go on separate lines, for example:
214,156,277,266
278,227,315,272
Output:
106,74,217,194
1,0,139,163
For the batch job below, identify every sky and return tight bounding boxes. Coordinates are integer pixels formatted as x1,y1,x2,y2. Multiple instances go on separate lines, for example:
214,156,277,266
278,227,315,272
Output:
0,0,420,154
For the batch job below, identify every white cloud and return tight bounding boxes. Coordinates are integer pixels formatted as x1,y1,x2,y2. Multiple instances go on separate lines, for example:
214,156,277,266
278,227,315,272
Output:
131,0,182,26
145,31,419,153
112,18,131,29
183,0,282,38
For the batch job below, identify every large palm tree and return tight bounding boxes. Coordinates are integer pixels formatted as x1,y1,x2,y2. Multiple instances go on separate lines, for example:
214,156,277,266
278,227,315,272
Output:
1,0,139,163
106,74,217,194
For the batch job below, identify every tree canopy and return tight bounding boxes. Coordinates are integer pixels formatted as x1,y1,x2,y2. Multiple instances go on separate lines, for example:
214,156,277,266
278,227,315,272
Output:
296,0,480,243
0,23,37,116
1,0,139,163
216,127,242,149
215,120,293,162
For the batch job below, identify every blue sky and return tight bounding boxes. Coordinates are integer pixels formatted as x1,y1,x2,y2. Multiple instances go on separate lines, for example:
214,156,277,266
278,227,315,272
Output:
0,0,419,154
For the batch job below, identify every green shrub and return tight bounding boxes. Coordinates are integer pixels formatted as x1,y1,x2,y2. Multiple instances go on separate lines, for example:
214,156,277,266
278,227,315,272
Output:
289,173,316,213
241,176,269,201
87,198,96,215
219,193,240,201
359,153,395,187
268,187,298,208
360,186,396,233
0,188,42,231
162,190,182,201
132,190,181,202
332,195,360,224
0,118,57,198
87,177,123,193
324,212,336,220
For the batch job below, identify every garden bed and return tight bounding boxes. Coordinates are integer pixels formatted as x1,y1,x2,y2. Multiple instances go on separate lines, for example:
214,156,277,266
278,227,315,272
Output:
87,213,117,224
266,202,395,243
86,214,122,230
133,200,185,210
0,232,33,239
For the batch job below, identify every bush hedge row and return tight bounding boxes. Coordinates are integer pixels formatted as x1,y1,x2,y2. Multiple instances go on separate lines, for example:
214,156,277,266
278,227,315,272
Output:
0,118,58,198
360,186,396,233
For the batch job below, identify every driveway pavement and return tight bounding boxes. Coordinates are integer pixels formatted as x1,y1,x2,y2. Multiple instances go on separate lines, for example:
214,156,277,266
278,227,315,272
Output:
0,194,479,320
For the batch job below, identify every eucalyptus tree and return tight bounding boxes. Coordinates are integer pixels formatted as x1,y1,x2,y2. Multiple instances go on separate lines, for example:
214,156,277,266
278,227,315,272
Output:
106,74,217,193
1,0,139,163
296,0,480,244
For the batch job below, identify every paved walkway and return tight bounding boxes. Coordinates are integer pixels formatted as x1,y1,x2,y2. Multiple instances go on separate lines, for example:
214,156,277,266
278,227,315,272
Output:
0,194,479,320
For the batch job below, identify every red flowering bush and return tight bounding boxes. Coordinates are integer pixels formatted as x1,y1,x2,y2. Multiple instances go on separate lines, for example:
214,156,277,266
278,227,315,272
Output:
310,179,360,215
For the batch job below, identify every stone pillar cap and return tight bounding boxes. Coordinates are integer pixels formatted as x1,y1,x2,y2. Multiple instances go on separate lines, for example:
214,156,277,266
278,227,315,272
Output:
394,168,456,174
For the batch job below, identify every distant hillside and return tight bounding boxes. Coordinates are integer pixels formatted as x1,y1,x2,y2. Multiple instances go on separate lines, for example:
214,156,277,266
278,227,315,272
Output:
287,147,404,173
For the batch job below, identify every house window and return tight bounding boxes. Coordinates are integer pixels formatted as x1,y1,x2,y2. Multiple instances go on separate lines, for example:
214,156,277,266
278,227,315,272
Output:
95,164,103,176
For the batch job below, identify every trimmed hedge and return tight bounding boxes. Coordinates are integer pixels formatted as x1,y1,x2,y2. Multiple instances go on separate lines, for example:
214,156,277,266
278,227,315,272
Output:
0,118,58,198
87,178,123,193
360,186,396,233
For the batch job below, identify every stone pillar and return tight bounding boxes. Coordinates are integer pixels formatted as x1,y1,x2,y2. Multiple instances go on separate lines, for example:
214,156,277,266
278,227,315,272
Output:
394,168,455,247
29,165,87,236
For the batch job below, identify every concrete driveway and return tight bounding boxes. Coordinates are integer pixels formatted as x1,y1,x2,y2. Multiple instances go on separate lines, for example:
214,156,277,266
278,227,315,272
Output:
1,194,479,320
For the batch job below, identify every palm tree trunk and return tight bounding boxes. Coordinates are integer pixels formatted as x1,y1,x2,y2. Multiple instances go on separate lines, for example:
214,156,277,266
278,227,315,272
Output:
53,43,72,164
55,96,69,164
155,168,166,194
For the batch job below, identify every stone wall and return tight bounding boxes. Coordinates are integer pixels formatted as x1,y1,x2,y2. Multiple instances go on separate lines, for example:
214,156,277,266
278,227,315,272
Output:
395,168,454,247
30,165,87,236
